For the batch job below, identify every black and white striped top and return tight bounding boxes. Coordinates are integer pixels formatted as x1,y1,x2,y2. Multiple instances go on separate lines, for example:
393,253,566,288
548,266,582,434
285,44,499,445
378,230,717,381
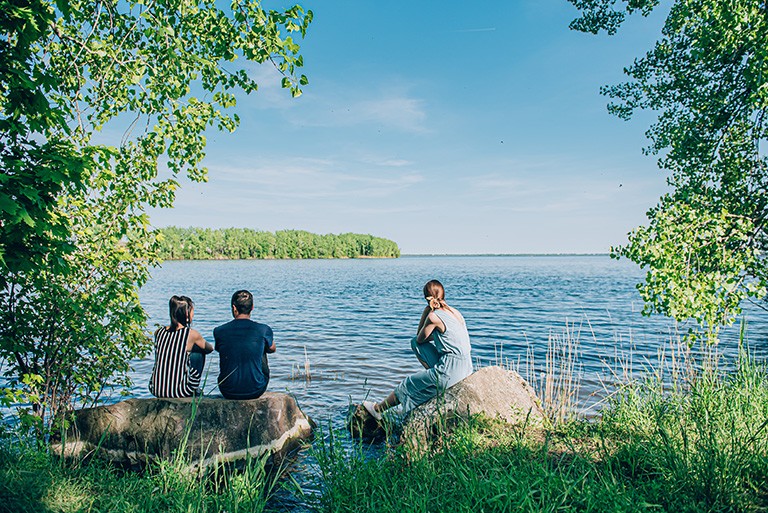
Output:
148,327,200,398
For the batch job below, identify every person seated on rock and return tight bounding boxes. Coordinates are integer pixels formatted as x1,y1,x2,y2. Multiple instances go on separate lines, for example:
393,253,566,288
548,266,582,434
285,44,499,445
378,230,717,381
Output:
214,289,276,400
362,279,473,420
149,295,214,398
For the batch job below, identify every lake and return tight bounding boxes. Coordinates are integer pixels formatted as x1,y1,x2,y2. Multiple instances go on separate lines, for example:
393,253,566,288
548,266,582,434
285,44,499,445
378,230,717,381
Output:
131,255,768,423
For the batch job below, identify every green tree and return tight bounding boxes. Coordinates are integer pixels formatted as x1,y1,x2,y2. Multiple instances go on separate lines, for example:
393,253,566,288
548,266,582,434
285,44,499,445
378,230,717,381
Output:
0,0,311,428
0,0,89,274
155,226,401,260
569,0,768,343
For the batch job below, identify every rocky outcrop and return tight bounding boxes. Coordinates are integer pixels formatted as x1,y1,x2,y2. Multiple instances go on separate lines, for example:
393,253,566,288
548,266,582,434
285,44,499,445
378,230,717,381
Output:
52,393,314,471
401,366,545,447
350,366,545,445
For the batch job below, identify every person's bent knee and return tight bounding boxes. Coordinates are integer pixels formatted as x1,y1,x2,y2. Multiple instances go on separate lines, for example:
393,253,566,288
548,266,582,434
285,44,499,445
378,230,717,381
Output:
410,336,420,354
188,352,205,375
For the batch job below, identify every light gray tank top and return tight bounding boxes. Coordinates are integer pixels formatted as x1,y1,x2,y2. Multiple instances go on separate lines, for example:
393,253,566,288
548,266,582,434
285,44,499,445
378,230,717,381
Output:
433,309,472,357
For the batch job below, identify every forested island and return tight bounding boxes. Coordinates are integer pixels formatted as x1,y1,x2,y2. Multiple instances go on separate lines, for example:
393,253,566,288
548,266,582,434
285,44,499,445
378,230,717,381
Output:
155,227,401,260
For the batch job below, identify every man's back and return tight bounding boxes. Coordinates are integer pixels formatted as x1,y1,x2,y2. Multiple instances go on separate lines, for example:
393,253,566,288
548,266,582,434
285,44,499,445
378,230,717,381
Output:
214,318,273,399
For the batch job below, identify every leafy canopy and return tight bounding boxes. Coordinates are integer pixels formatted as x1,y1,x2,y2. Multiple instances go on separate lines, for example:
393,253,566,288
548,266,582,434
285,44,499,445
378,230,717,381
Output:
156,227,402,260
0,0,312,428
569,0,768,343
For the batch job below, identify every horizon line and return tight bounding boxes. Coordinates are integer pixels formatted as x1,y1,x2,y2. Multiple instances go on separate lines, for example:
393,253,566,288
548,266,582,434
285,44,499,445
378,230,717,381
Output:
401,252,610,257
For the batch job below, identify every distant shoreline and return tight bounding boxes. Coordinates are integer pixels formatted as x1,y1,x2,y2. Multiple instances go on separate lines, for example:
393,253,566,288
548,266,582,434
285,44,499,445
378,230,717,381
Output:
401,253,610,257
160,255,398,261
160,253,610,261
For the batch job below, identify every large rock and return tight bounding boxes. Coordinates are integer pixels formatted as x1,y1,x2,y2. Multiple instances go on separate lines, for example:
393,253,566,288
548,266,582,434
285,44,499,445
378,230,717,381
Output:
350,366,545,445
51,392,314,471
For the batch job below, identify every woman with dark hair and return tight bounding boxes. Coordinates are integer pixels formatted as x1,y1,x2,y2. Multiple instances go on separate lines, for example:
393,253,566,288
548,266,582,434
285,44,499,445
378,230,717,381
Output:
149,295,213,398
363,280,473,419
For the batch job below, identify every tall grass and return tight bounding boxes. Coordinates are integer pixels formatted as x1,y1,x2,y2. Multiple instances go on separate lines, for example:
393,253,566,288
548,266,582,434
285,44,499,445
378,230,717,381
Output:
0,438,280,513
310,415,647,513
312,329,768,512
525,320,586,424
0,396,282,513
599,336,768,512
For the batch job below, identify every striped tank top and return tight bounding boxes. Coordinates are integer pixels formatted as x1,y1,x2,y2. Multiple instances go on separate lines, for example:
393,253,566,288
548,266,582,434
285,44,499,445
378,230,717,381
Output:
148,326,201,398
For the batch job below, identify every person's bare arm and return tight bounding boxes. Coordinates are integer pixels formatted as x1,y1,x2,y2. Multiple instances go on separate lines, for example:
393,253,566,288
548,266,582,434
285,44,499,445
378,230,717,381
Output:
417,311,446,343
187,329,213,354
416,305,431,335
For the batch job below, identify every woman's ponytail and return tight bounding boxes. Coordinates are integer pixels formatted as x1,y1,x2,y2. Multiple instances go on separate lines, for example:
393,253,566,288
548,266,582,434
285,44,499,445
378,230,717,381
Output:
423,280,447,310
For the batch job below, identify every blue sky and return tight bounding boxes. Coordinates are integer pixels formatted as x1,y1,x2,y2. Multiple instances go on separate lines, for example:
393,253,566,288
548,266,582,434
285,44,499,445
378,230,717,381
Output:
148,0,671,254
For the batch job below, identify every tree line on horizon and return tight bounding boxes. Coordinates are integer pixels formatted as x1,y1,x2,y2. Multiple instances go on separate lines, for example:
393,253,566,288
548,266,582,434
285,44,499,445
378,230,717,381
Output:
156,227,401,260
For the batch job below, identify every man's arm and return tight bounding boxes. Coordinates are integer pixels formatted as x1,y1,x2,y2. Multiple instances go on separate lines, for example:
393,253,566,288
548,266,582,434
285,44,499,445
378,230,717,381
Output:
265,326,276,353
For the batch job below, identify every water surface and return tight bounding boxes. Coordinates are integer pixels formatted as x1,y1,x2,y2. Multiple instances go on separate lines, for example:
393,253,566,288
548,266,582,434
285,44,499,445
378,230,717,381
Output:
132,255,768,422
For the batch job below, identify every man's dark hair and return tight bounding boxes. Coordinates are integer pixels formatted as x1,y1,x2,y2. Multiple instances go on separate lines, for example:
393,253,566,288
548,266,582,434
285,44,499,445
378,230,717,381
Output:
231,290,254,315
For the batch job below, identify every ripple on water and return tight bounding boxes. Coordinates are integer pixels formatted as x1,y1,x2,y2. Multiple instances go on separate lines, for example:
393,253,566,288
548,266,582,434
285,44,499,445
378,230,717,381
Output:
52,255,768,509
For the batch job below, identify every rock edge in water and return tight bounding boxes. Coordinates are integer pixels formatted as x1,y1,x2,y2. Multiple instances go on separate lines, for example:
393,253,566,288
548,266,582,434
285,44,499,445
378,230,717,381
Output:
349,366,545,444
51,392,314,471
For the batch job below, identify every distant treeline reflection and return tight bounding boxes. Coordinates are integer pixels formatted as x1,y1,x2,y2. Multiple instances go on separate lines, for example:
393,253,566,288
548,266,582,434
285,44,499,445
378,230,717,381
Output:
156,227,401,260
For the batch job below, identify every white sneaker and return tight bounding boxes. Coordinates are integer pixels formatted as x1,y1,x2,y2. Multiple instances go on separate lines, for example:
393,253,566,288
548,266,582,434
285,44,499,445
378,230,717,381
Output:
362,400,383,421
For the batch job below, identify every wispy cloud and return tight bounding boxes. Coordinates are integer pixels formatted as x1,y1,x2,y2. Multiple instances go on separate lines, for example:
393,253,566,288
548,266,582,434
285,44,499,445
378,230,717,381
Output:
354,95,428,132
462,152,664,214
371,158,412,167
204,157,424,201
284,82,430,134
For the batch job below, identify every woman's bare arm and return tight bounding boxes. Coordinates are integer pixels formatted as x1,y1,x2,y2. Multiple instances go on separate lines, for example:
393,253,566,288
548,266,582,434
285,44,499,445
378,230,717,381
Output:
417,311,446,343
187,329,213,354
416,305,431,335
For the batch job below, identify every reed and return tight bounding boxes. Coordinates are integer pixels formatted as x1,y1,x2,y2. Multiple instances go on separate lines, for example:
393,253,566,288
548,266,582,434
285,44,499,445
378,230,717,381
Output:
311,325,768,513
290,345,313,382
508,319,586,425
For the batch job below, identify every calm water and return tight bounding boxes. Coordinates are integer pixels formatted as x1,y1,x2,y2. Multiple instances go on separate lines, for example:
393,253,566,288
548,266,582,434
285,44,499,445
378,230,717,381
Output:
131,255,768,422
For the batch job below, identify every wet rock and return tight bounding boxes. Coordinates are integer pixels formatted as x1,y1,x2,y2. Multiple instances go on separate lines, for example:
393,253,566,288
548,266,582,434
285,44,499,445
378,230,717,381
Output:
51,392,314,471
401,365,545,449
346,403,387,439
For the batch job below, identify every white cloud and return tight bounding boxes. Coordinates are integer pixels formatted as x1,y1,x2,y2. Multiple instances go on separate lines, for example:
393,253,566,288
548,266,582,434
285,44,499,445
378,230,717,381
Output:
281,81,430,133
221,64,431,133
354,96,428,133
196,157,425,201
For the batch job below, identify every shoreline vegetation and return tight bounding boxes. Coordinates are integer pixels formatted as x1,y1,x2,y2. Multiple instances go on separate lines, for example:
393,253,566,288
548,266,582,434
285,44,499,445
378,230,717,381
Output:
155,227,400,260
2,331,766,512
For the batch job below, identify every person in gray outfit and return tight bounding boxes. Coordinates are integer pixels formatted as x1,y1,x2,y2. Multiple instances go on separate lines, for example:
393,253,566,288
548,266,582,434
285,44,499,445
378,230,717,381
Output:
363,279,473,419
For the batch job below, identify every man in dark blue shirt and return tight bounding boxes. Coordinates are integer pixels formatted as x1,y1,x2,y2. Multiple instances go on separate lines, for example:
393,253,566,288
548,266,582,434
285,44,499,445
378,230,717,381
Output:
214,290,276,400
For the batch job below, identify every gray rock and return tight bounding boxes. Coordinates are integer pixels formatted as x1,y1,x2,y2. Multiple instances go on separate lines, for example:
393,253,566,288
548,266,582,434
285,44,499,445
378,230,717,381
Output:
400,365,545,448
51,392,314,471
349,366,545,443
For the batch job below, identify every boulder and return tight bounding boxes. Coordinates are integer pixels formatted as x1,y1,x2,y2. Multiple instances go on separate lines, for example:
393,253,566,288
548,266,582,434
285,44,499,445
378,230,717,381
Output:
351,366,545,444
346,403,388,440
51,392,314,471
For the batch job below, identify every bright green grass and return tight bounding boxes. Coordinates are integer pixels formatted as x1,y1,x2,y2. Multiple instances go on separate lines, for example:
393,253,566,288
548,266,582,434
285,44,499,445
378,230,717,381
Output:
2,349,766,512
0,439,276,513
311,350,768,513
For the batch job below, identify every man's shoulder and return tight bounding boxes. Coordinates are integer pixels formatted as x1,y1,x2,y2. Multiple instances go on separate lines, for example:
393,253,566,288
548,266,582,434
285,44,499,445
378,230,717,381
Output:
213,319,236,334
216,318,270,331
